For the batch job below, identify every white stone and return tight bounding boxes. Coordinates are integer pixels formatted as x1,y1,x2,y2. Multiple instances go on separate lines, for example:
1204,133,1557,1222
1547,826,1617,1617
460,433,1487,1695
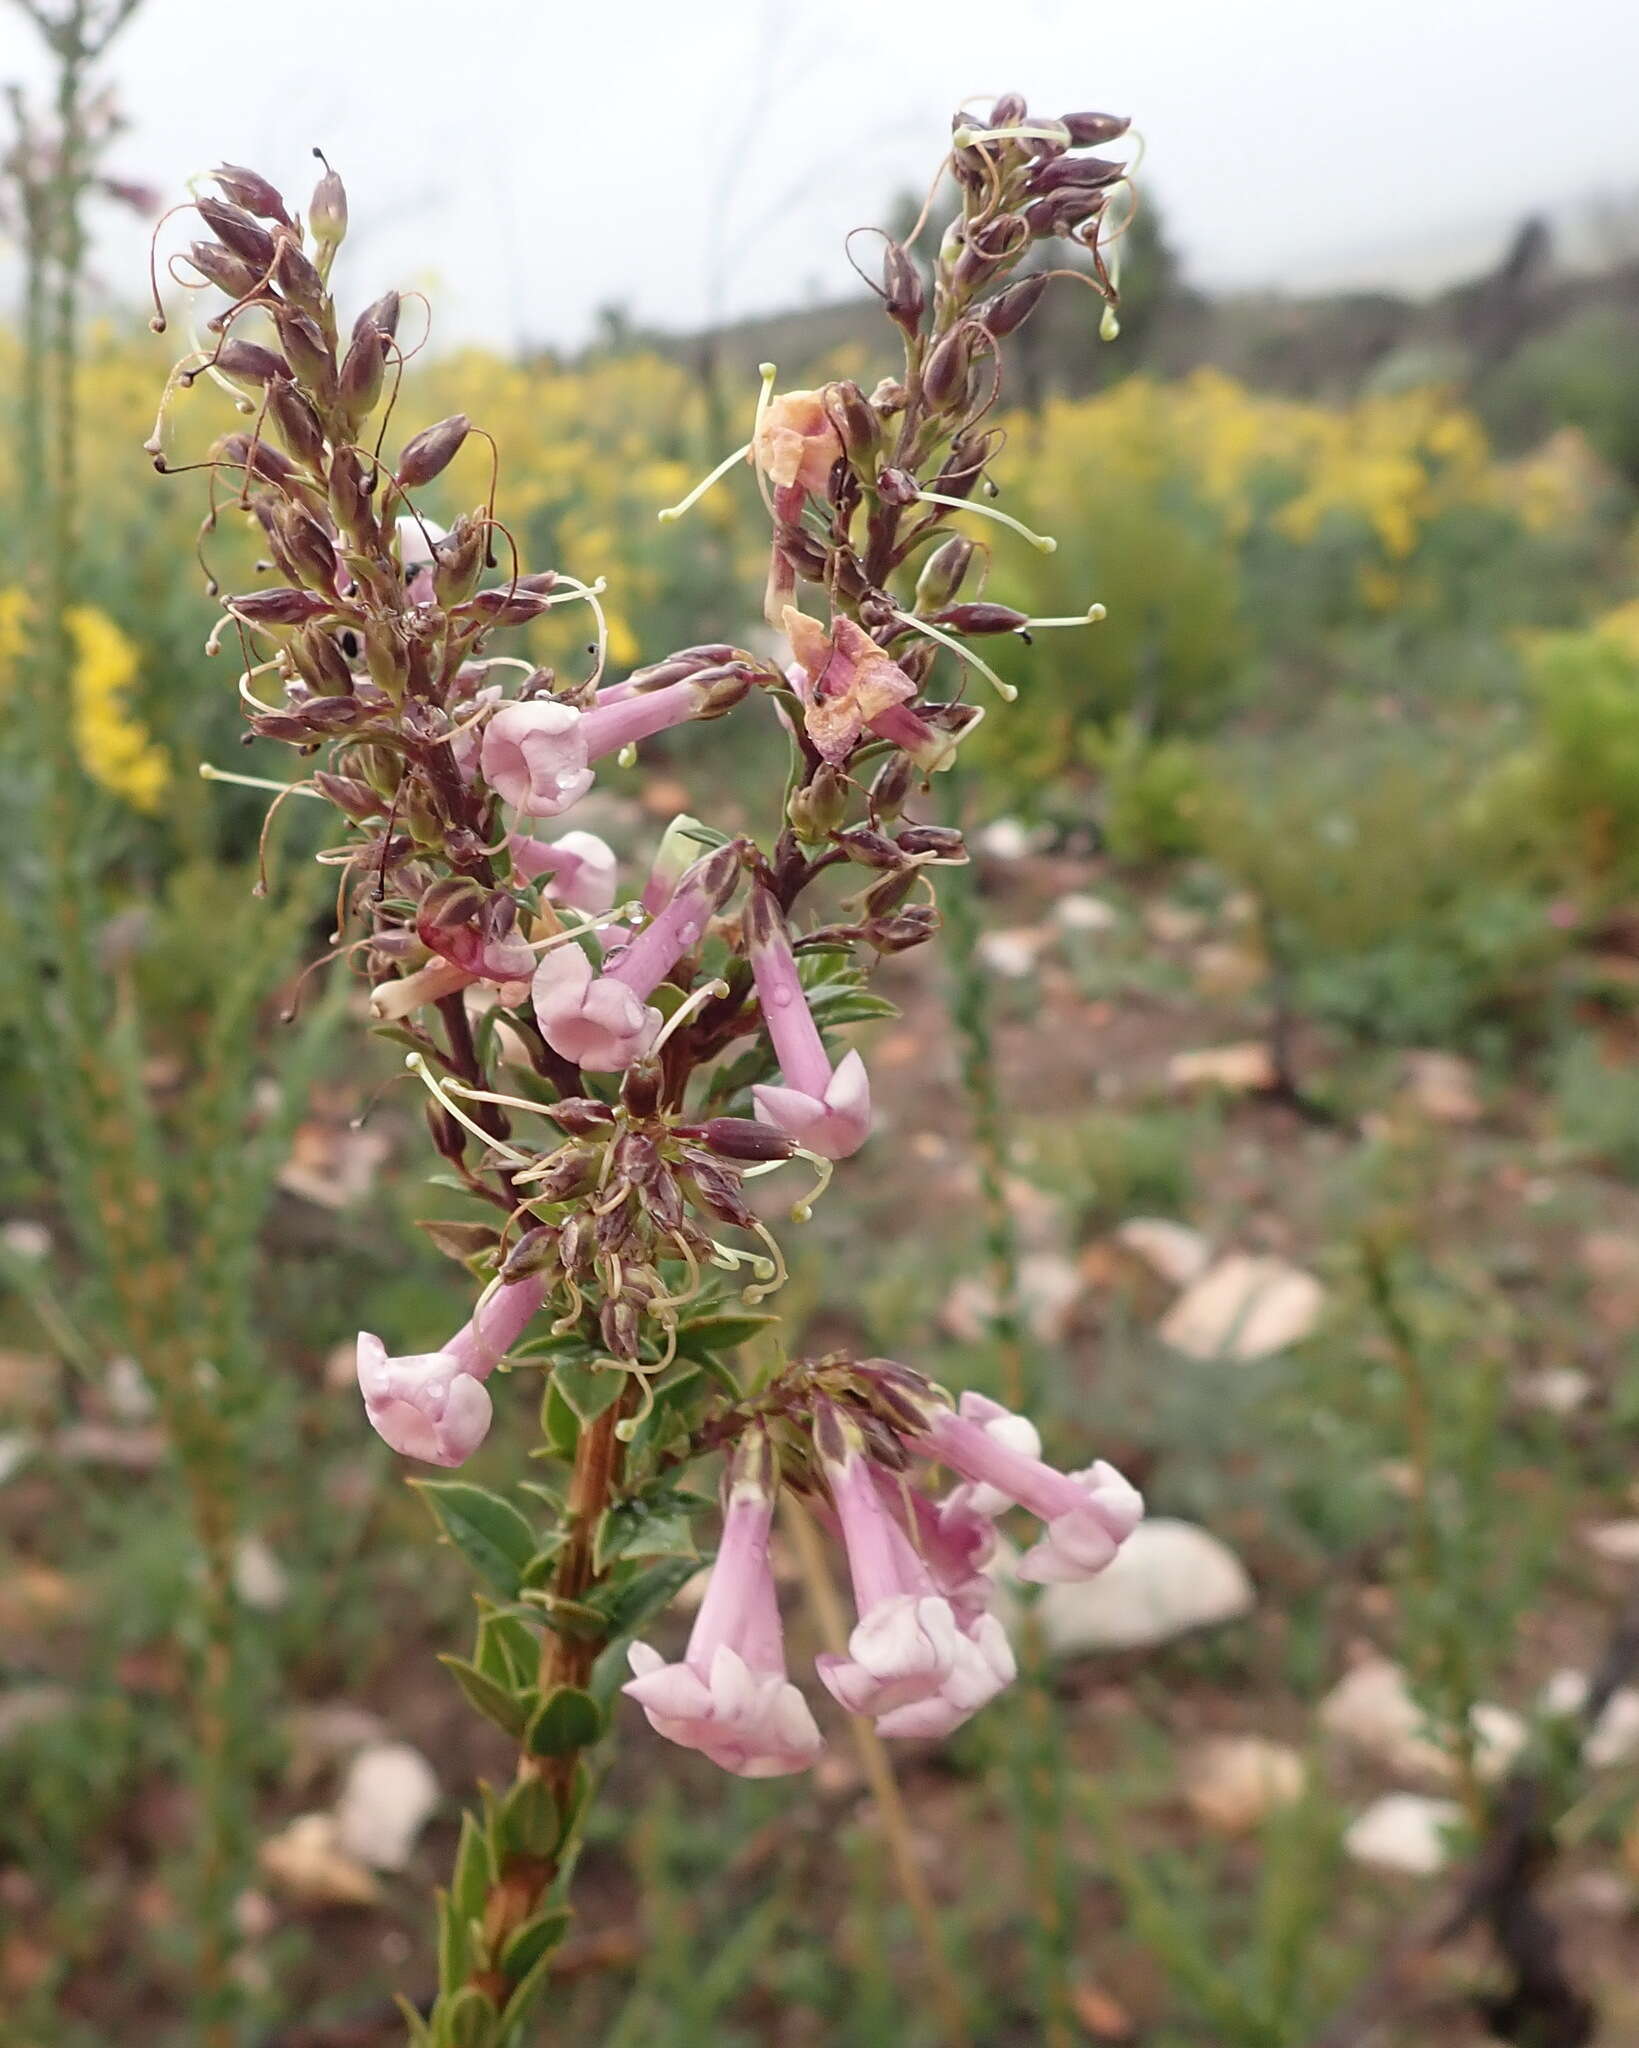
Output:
975,817,1039,861
104,1355,157,1422
233,1537,290,1614
1158,1255,1324,1362
0,1433,35,1485
1035,1518,1254,1656
1401,1051,1483,1124
1114,1218,1213,1290
1320,1658,1525,1784
1167,1043,1277,1095
1019,1253,1083,1342
1344,1794,1461,1876
1585,1520,1639,1564
1055,893,1120,934
1515,1368,1593,1417
334,1742,440,1873
1181,1736,1306,1833
0,1220,50,1261
977,928,1048,980
1541,1670,1639,1770
259,1813,379,1906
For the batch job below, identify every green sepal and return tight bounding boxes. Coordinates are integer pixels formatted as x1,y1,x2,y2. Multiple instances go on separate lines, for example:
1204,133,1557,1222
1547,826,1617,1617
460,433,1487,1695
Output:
440,1983,500,2048
525,1685,605,1758
414,1480,538,1600
394,1993,436,2046
450,1811,493,1925
438,1655,530,1739
498,1773,558,1858
500,1905,573,1986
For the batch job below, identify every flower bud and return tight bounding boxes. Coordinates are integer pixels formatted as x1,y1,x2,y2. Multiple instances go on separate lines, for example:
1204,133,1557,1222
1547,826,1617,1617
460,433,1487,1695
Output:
895,823,966,860
529,1144,603,1204
336,325,389,434
228,586,332,628
882,242,924,332
913,536,975,612
275,503,339,590
214,338,292,390
981,272,1049,339
922,326,976,411
700,1118,796,1163
212,164,292,226
499,1225,561,1282
692,665,753,719
618,1060,663,1121
431,516,486,606
863,869,917,917
311,769,378,819
353,290,401,343
291,625,354,696
988,91,1029,127
862,905,940,952
875,466,919,508
397,414,471,489
328,445,377,547
684,1157,757,1231
932,602,1029,634
196,196,275,271
538,1099,611,1138
869,377,908,414
265,379,327,468
600,1296,642,1361
787,762,848,843
271,237,325,309
1029,153,1126,195
308,157,348,262
1061,111,1130,147
870,751,914,821
822,380,879,466
187,239,261,299
835,826,900,871
355,745,402,800
269,306,336,396
460,585,556,627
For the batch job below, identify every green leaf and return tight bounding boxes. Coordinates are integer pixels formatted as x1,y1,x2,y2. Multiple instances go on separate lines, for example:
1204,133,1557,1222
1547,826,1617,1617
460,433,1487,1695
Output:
552,1359,624,1426
436,1886,471,1995
588,1554,701,1639
474,1606,537,1690
415,1217,502,1264
438,1655,530,1739
415,1481,538,1599
498,1774,558,1857
525,1685,605,1757
394,1993,436,2046
450,1811,493,1926
500,1905,573,1985
501,1916,574,2030
539,1378,580,1461
674,1311,776,1361
595,1496,701,1570
440,1983,500,2048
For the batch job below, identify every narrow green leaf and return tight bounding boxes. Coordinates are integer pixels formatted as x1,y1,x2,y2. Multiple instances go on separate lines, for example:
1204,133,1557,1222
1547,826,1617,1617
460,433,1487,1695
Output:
393,1993,436,2046
414,1480,538,1599
441,1983,500,2048
674,1311,777,1360
588,1554,701,1641
450,1811,493,1925
501,1920,574,2030
498,1773,558,1858
525,1685,605,1757
499,1905,573,1983
438,1655,530,1739
436,1886,470,1995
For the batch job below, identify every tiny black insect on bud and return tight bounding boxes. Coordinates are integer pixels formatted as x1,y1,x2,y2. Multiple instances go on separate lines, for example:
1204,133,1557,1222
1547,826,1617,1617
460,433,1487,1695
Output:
396,414,471,489
882,241,925,332
211,164,292,226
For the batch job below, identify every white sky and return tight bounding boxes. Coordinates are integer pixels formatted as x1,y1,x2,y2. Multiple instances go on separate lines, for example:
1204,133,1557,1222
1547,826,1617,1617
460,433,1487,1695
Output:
7,0,1639,348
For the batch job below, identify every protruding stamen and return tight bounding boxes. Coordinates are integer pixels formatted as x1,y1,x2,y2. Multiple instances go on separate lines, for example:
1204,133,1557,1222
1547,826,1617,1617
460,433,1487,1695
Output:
199,762,325,799
443,1078,562,1120
891,610,1017,702
1021,604,1107,630
656,438,754,524
403,1052,535,1167
913,490,1057,554
541,572,609,688
951,120,1072,149
740,1220,788,1306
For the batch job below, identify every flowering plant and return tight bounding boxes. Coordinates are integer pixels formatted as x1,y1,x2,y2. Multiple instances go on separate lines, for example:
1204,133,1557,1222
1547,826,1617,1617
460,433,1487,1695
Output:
157,98,1141,2043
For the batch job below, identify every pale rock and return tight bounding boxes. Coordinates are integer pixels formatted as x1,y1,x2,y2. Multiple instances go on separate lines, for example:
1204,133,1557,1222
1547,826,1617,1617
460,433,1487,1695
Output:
277,1123,391,1211
0,1433,35,1485
0,1220,51,1261
1515,1367,1593,1416
233,1537,289,1614
1319,1658,1525,1784
940,1275,998,1344
0,1684,74,1745
1344,1794,1461,1876
1055,892,1120,935
975,817,1039,861
1402,1051,1483,1125
258,1813,379,1906
1181,1736,1306,1833
1019,1253,1083,1342
104,1355,156,1422
1035,1518,1254,1656
1541,1669,1639,1769
1114,1218,1212,1290
1192,942,1265,1001
334,1742,440,1873
977,927,1049,980
1159,1254,1324,1362
54,1422,165,1470
1146,902,1207,945
283,1702,390,1788
1585,1520,1639,1564
1167,1043,1276,1095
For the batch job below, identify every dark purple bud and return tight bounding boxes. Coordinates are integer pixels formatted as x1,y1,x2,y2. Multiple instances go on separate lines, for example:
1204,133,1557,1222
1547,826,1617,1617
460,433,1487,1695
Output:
862,905,940,953
187,239,261,299
922,326,975,412
274,504,339,590
228,586,331,627
529,1144,603,1204
269,306,337,398
1029,153,1127,195
621,1060,663,1120
197,196,275,271
215,337,291,388
870,751,914,821
875,466,920,508
291,625,354,696
988,91,1028,127
265,379,327,469
600,1297,641,1361
822,380,879,465
336,325,388,431
647,1172,685,1235
328,446,376,546
558,1211,595,1274
459,585,557,627
311,770,378,819
1061,111,1130,147
863,869,917,917
431,516,487,606
835,826,901,871
914,536,976,612
896,824,966,859
971,213,1031,262
547,1097,616,1134
212,164,292,226
271,237,325,308
882,241,925,331
499,1225,561,1282
700,1118,796,1163
981,272,1049,339
685,1158,757,1231
397,414,471,489
353,290,401,343
932,602,1029,635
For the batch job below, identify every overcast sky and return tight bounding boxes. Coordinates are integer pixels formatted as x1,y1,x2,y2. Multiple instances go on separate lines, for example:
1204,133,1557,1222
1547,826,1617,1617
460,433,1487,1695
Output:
7,0,1638,349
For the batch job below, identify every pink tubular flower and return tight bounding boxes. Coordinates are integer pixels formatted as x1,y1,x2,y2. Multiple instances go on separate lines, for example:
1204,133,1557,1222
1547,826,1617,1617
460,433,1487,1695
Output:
753,389,844,498
745,888,871,1159
816,1428,1014,1739
533,845,737,1071
356,1274,545,1467
623,1434,823,1777
509,829,619,914
914,1391,1144,1584
479,680,720,819
781,607,959,772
